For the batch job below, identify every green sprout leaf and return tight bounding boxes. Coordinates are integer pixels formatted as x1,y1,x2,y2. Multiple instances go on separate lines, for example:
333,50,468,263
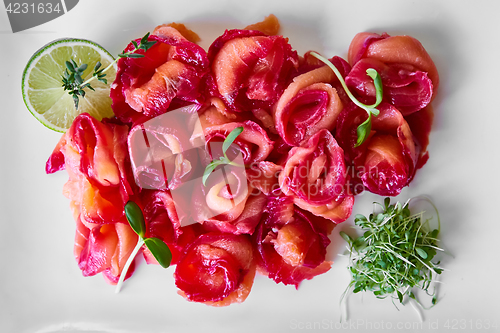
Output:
124,201,146,238
339,231,353,245
416,247,428,259
397,290,404,303
202,161,221,186
355,113,372,147
116,200,171,293
366,68,383,108
309,52,384,147
144,237,172,268
203,127,244,186
222,126,243,154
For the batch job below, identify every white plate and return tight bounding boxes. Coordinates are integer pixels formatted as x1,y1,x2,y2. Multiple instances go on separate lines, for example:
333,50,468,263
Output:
2,0,500,332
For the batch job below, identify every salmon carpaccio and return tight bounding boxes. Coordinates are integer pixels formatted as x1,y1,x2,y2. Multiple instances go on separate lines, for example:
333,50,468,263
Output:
46,15,438,306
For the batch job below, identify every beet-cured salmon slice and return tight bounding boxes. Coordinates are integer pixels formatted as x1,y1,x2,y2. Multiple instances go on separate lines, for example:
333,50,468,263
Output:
193,178,267,235
335,102,418,196
279,129,354,223
76,221,138,283
254,195,335,287
246,160,282,196
174,232,255,305
273,57,347,146
140,189,205,265
206,29,298,113
77,223,118,277
203,120,274,166
46,113,139,284
106,222,140,283
110,25,209,124
46,113,134,225
404,105,434,170
127,104,203,191
346,57,433,116
189,164,257,234
348,32,439,98
142,189,183,241
197,97,241,129
244,14,280,36
165,120,272,231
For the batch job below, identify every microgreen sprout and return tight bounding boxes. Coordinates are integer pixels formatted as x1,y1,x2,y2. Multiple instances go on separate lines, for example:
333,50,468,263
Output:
115,201,172,293
339,196,444,319
62,32,156,109
202,126,245,185
309,52,383,147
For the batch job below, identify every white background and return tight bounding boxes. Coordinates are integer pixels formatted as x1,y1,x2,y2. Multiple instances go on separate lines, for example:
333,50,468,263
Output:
1,0,499,332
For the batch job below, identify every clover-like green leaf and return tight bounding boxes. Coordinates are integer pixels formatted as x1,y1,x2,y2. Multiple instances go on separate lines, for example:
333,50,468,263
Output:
124,201,146,238
144,237,172,269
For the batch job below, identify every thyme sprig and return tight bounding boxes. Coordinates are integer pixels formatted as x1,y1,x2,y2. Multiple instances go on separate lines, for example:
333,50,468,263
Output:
339,197,444,316
62,32,156,109
310,52,383,147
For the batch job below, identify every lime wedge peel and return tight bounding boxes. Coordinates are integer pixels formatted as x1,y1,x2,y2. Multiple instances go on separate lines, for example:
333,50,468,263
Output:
22,38,117,132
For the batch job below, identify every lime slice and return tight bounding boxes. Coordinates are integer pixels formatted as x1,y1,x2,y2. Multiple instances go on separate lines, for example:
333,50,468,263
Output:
22,38,117,132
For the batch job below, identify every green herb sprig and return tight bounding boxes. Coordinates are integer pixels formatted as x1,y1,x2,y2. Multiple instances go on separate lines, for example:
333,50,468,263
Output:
62,32,156,109
115,201,172,293
202,126,245,185
310,52,383,147
61,60,90,110
339,197,444,313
